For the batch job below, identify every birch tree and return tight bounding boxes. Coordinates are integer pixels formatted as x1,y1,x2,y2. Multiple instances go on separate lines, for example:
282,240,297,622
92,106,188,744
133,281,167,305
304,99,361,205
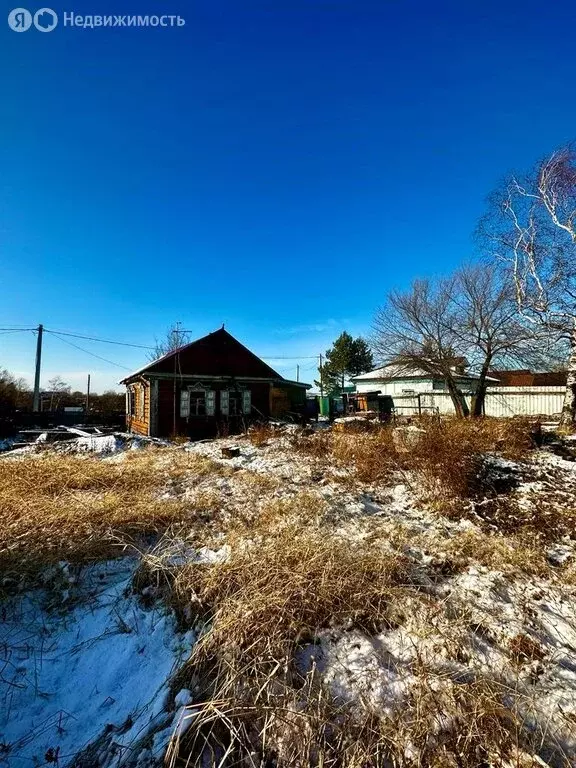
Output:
479,146,576,426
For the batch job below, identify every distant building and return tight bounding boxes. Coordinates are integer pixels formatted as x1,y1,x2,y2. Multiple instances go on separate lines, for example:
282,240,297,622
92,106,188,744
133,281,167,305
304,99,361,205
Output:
120,328,310,439
352,365,492,398
352,365,566,418
489,369,567,387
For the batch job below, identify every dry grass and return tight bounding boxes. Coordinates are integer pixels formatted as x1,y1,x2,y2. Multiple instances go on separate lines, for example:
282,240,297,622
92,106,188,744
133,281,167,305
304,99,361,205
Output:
292,417,535,496
151,422,573,765
0,449,226,589
403,418,531,501
4,422,573,766
166,513,570,767
247,423,276,447
170,522,416,766
440,527,551,577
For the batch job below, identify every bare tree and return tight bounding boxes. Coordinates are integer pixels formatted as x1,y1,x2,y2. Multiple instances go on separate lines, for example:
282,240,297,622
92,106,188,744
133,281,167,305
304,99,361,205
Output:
372,268,546,418
372,277,471,417
451,263,549,416
47,376,71,410
148,323,192,361
0,369,28,413
479,145,576,426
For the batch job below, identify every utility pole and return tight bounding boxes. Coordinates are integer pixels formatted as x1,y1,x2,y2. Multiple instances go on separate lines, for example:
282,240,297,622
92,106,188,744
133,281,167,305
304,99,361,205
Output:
296,364,300,382
86,374,91,413
32,324,43,413
319,354,323,398
173,322,178,437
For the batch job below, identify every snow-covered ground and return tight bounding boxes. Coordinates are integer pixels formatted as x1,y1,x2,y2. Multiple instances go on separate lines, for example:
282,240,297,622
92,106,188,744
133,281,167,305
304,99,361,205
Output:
182,432,576,763
2,428,576,766
0,560,195,767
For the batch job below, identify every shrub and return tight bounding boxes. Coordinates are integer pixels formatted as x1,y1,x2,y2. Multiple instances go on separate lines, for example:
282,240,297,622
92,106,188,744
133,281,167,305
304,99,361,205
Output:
247,423,275,447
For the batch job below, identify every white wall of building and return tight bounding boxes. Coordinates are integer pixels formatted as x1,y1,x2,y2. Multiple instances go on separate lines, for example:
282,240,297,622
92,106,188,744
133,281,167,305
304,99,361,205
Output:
390,387,565,418
355,377,472,396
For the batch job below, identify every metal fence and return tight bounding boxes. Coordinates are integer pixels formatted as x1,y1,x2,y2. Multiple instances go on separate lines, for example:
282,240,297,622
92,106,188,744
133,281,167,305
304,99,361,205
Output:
391,387,565,418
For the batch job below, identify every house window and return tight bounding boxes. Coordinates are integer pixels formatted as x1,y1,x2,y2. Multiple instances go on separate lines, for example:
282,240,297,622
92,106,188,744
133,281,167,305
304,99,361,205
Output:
180,389,190,418
229,391,243,416
128,387,135,416
190,391,206,416
220,389,251,417
220,390,229,416
181,388,216,418
138,384,146,420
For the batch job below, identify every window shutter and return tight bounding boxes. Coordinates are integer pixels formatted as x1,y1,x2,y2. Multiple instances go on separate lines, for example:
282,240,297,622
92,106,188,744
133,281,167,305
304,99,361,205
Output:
139,385,146,419
220,390,229,416
206,390,216,416
242,390,252,415
180,389,190,418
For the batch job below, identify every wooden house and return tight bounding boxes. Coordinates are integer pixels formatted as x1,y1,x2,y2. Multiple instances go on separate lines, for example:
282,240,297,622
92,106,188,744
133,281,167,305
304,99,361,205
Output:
120,328,310,439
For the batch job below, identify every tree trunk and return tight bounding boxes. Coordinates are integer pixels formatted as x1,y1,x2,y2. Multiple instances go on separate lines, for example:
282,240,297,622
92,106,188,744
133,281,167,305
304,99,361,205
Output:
445,376,470,418
559,325,576,428
470,360,492,418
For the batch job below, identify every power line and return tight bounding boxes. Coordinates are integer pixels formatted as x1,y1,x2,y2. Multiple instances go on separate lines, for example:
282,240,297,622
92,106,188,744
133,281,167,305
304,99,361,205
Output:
2,321,322,364
260,355,319,360
45,328,154,350
48,332,132,371
45,329,318,359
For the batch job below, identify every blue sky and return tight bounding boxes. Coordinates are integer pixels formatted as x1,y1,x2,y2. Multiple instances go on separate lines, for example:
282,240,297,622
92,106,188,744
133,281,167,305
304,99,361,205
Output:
1,0,576,391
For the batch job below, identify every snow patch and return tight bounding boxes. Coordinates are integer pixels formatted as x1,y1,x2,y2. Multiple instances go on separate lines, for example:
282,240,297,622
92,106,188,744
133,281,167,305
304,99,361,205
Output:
0,560,195,767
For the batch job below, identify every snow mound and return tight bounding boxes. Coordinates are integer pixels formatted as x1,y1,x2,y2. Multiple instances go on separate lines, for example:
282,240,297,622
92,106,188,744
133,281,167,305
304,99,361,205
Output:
0,560,195,767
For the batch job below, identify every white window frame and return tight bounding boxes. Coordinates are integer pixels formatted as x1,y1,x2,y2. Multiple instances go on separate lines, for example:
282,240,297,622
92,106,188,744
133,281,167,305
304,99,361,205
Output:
180,389,190,418
128,387,135,417
205,390,216,416
220,388,251,417
181,387,217,418
137,384,145,420
220,390,229,416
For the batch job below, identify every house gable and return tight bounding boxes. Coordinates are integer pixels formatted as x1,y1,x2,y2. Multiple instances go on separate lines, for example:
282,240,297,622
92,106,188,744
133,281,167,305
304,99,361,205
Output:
121,328,282,383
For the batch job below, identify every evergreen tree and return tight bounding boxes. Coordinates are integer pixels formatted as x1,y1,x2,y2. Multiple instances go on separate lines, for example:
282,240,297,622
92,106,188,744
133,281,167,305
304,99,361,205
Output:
315,332,374,393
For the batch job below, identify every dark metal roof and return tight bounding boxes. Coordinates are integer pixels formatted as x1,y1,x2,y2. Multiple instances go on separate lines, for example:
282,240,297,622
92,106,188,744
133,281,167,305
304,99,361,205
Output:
120,328,310,388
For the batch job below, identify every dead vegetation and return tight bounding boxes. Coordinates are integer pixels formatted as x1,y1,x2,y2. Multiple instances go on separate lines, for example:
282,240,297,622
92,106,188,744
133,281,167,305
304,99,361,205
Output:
247,423,277,447
166,512,574,767
289,417,576,545
3,419,576,766
0,449,227,590
169,523,416,766
294,416,534,490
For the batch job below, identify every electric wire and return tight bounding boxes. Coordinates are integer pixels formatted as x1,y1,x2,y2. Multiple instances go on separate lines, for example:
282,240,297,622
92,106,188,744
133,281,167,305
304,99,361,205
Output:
44,328,154,350
48,332,132,371
2,323,322,371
